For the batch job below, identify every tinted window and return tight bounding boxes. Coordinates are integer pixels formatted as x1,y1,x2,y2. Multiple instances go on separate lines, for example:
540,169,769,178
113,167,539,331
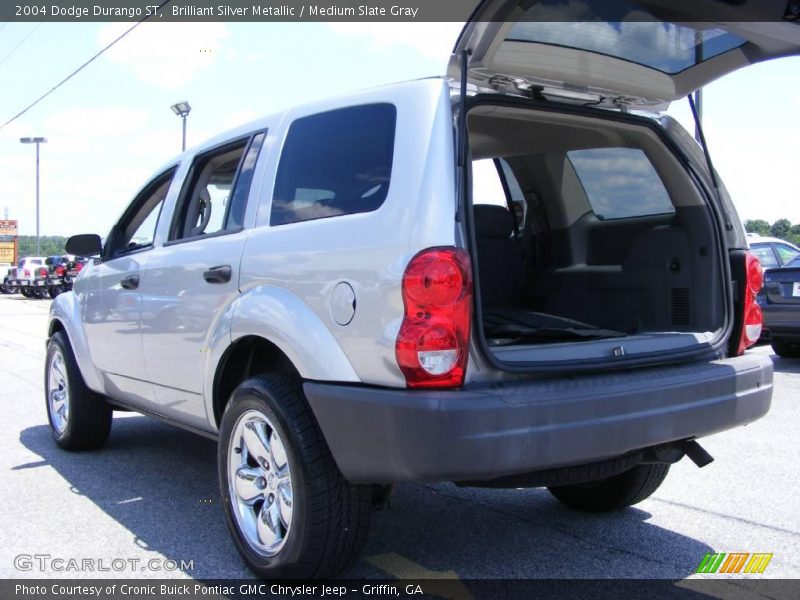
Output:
227,132,265,229
749,244,779,269
567,148,674,220
271,104,396,226
508,0,746,74
774,243,800,265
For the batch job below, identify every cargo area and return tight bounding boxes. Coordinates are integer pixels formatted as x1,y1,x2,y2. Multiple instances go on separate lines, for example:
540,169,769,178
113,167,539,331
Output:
467,104,726,366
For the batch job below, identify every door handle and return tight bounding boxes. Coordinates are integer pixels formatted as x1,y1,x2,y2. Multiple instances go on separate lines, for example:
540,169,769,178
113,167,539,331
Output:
120,275,139,290
203,265,232,284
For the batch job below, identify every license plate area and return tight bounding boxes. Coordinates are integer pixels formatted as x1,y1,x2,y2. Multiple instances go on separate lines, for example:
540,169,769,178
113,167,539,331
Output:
792,282,800,297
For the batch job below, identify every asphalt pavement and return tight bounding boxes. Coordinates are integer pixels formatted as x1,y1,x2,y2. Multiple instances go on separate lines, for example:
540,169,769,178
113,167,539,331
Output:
0,293,798,583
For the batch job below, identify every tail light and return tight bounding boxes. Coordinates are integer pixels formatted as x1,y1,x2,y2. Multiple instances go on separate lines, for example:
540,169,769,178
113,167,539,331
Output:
24,269,30,278
395,247,473,388
75,262,84,272
737,251,764,355
38,267,48,277
55,265,66,277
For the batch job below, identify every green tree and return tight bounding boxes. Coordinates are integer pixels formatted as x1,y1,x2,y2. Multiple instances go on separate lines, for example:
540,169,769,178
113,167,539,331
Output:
770,219,792,240
744,219,771,236
16,236,68,259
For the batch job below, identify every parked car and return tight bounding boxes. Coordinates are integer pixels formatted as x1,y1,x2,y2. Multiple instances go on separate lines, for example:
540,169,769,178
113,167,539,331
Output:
46,3,795,579
45,255,86,298
1,264,18,294
13,256,46,298
747,234,800,270
759,255,800,357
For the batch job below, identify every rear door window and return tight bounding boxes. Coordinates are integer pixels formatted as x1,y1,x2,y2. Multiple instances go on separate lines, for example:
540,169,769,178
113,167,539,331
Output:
170,137,256,241
567,148,675,220
271,104,396,226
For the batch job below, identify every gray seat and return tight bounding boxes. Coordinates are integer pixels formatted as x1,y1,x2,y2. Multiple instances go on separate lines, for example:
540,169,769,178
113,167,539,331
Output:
474,204,526,308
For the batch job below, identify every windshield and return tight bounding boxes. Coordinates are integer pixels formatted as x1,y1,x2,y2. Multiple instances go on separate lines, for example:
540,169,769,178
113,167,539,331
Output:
507,0,746,74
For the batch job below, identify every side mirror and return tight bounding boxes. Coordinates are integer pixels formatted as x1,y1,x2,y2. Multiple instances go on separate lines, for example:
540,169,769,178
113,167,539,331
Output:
65,234,103,257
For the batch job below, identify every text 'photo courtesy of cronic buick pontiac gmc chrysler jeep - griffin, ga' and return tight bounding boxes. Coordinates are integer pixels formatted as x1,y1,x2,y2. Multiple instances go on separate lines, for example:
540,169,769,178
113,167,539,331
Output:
45,0,799,579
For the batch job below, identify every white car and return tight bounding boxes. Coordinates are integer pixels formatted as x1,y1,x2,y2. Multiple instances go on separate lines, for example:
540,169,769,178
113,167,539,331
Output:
747,234,800,270
14,257,47,298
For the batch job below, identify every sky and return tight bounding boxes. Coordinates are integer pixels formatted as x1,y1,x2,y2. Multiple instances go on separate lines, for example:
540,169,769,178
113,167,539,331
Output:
0,20,798,238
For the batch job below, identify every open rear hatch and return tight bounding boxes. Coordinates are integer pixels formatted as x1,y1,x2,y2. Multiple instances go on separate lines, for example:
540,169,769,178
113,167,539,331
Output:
449,0,800,110
453,1,800,372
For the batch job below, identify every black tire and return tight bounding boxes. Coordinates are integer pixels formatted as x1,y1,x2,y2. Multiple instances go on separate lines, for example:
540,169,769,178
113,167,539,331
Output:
45,331,112,450
547,464,669,513
218,374,370,579
771,337,800,358
20,287,33,298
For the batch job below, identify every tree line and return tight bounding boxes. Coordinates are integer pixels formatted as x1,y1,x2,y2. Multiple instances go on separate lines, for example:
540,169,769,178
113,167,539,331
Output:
15,236,68,258
744,219,800,246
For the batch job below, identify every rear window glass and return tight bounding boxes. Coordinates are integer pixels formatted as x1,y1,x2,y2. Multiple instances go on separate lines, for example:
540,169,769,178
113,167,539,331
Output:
507,0,746,75
749,245,779,269
775,244,800,265
271,104,396,226
567,148,675,220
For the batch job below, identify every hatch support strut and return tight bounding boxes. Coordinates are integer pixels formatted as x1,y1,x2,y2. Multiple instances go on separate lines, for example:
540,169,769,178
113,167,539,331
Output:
456,49,472,222
688,93,733,231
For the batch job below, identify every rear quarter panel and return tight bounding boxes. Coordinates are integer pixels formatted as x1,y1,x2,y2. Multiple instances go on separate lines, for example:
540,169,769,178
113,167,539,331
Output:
236,79,458,387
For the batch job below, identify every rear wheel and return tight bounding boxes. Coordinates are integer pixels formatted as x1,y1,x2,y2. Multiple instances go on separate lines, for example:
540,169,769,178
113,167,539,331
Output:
45,332,112,450
547,464,669,512
20,287,33,298
218,374,370,579
771,337,800,358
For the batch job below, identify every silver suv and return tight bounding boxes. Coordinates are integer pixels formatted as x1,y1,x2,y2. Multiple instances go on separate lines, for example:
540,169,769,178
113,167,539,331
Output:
46,3,797,579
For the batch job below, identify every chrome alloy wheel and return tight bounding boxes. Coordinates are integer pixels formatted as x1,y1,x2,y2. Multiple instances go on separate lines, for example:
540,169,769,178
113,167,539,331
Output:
228,409,294,556
47,349,70,435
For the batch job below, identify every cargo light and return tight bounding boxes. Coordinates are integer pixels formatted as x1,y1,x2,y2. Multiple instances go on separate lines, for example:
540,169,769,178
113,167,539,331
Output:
395,247,472,388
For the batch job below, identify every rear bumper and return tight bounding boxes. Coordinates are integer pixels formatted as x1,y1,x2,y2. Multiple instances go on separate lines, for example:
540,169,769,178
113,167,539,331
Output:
763,305,800,338
304,354,773,484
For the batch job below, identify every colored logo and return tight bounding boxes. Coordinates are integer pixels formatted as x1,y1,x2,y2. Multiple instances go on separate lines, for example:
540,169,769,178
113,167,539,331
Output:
696,552,773,574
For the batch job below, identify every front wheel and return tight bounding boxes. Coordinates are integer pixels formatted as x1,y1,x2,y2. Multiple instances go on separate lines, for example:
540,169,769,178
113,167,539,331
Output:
45,332,112,450
547,464,669,513
218,374,370,579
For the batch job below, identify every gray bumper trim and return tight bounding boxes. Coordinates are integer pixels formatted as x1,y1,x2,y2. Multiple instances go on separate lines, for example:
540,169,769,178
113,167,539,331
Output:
304,354,773,484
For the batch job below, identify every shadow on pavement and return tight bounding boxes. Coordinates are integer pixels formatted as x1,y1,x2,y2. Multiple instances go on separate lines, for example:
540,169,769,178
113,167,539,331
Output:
21,416,712,580
768,354,800,374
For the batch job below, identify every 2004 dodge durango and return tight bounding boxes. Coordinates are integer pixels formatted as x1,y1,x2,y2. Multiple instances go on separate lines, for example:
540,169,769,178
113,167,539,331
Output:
45,1,798,579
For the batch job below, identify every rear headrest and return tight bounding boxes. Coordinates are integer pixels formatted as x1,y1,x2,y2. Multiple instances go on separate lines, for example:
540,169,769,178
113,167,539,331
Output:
474,204,514,239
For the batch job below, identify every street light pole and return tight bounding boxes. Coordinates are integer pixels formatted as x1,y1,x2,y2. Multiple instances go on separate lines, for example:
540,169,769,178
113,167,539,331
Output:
181,113,187,151
170,101,192,151
20,136,47,256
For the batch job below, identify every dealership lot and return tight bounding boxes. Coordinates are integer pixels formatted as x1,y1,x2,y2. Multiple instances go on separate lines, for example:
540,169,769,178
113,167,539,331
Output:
0,293,797,580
